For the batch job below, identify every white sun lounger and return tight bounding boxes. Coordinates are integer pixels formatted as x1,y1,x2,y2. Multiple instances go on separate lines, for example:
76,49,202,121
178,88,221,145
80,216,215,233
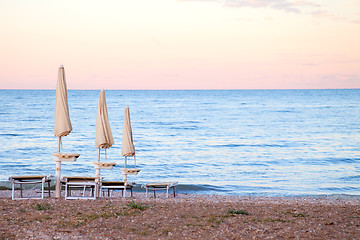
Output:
100,181,135,197
142,182,178,198
62,176,98,200
9,175,52,200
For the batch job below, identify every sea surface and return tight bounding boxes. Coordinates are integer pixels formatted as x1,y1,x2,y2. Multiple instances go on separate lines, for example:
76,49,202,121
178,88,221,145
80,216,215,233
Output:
0,89,359,197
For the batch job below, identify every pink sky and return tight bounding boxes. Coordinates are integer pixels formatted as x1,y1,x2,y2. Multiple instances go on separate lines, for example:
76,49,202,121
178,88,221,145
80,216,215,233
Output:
1,0,360,89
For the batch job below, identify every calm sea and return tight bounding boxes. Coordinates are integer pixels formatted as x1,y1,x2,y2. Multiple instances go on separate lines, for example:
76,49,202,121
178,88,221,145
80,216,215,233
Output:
0,89,359,197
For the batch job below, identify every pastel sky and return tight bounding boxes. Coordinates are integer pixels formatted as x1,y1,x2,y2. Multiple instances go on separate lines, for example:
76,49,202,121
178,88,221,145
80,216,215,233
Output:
1,0,360,89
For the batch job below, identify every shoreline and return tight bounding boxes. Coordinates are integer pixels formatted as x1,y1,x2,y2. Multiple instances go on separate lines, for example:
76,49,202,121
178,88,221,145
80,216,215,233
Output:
1,181,359,201
1,190,359,239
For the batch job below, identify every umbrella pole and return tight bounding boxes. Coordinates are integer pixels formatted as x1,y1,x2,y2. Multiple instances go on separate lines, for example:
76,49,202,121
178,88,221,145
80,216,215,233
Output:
95,148,101,198
58,137,61,153
123,156,128,196
98,148,100,162
55,137,62,198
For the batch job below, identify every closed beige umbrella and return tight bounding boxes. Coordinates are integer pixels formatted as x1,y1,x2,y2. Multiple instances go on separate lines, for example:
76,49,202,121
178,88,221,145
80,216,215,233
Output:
54,65,72,148
94,90,115,197
95,89,114,154
121,106,139,196
122,106,135,167
53,65,79,198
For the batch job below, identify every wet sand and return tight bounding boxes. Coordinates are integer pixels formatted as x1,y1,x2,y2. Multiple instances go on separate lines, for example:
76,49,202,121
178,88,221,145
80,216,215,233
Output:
0,191,359,239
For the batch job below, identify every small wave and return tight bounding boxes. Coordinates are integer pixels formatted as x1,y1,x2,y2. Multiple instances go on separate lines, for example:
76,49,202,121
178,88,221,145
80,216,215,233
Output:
0,133,22,137
211,143,289,148
131,184,226,193
273,110,298,113
170,126,199,130
318,186,360,192
339,175,360,181
317,158,360,165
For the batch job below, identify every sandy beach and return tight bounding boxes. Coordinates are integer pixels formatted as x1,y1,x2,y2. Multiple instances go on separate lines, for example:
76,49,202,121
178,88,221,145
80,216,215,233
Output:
0,191,359,239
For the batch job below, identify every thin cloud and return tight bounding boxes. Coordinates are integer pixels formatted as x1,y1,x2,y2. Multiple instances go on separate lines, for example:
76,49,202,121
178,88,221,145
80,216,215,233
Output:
311,10,347,21
303,59,360,66
223,0,301,13
177,0,218,2
225,0,322,14
353,12,360,24
303,63,318,66
177,0,355,24
178,0,321,14
292,0,320,7
321,73,360,85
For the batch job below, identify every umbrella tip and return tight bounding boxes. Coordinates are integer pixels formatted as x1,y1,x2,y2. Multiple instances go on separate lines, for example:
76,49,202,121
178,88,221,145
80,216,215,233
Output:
59,65,64,68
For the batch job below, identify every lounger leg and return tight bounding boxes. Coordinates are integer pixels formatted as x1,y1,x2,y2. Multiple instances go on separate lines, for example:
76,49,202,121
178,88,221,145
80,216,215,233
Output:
153,190,156,198
11,182,15,200
173,187,176,198
94,185,97,200
131,188,133,197
41,180,44,199
166,186,169,198
65,183,68,200
145,188,148,198
20,183,23,198
48,181,51,197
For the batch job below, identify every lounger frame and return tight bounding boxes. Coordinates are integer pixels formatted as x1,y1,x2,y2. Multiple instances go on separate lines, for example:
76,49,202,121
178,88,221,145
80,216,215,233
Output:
100,181,135,197
9,175,51,200
62,177,97,200
142,182,178,198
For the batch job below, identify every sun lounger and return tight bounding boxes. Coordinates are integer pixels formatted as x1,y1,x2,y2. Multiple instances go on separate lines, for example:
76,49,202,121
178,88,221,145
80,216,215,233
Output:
142,182,178,198
9,175,52,200
100,181,135,197
62,176,98,200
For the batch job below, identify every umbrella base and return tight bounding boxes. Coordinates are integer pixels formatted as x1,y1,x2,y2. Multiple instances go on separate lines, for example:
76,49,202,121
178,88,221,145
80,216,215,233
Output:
121,168,140,175
93,162,116,169
52,153,80,162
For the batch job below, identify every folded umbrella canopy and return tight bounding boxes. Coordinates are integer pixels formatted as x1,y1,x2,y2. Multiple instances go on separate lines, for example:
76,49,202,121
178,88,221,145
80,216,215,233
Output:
122,106,135,167
53,65,79,198
95,89,114,155
94,90,116,197
54,65,72,149
121,106,140,189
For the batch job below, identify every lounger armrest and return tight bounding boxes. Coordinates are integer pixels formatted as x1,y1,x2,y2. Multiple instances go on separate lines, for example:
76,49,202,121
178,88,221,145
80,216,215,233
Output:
61,176,100,183
9,175,52,183
142,182,178,188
